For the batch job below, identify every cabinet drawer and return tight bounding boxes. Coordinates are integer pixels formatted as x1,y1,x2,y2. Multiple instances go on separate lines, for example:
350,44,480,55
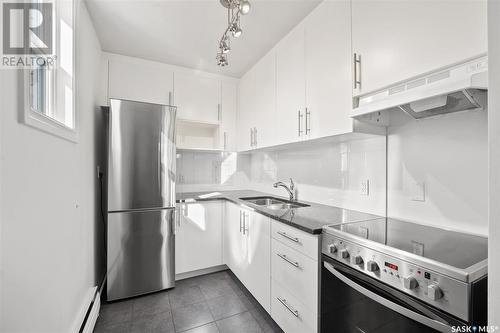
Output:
271,239,318,311
271,220,319,260
271,279,317,333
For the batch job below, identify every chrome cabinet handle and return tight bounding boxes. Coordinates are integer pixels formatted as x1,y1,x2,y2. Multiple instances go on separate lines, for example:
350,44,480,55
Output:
277,297,299,317
277,253,300,268
218,104,221,121
298,111,303,136
243,212,249,235
223,132,227,151
305,108,310,135
239,210,243,233
277,231,299,243
353,53,362,90
250,128,253,147
254,127,257,146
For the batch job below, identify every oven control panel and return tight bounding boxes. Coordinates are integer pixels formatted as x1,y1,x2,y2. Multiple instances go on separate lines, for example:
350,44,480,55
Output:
322,232,470,321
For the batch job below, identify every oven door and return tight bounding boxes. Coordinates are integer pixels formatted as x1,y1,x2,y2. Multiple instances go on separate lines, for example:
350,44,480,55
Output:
321,255,464,333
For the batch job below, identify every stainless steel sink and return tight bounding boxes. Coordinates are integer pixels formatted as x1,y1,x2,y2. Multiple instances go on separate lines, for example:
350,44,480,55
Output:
240,196,310,210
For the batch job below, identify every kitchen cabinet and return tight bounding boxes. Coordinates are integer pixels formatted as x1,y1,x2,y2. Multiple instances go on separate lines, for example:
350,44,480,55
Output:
174,72,220,124
108,58,173,105
304,0,353,139
254,50,278,148
351,0,487,96
175,201,223,275
223,202,271,312
276,24,305,144
220,81,238,151
237,69,256,151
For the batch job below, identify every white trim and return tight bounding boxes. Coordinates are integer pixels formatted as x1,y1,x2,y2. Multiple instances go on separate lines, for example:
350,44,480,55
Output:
22,0,79,143
69,286,97,333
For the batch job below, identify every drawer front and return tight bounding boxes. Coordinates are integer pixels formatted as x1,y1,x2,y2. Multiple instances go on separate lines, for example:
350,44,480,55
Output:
271,220,319,260
271,239,318,311
271,279,317,333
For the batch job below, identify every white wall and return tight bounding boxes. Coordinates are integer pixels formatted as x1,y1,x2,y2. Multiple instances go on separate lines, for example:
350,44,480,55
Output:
488,0,500,324
387,110,488,236
0,2,104,332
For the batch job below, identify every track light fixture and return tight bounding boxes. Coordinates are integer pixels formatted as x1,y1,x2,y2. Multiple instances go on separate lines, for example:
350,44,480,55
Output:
217,0,251,66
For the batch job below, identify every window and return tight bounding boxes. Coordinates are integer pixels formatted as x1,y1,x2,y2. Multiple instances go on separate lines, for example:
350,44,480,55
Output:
24,0,76,142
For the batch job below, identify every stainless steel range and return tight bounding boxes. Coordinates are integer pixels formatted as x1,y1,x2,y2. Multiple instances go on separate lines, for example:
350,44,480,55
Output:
321,218,488,333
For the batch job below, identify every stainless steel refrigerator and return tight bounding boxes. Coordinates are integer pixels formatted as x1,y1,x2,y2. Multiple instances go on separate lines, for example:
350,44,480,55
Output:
106,98,177,301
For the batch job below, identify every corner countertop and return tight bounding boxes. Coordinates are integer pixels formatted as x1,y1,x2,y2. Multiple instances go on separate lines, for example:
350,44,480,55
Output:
176,190,382,235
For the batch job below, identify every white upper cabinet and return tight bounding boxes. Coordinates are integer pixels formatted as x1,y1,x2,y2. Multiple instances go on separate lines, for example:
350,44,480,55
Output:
220,81,238,151
237,68,256,151
351,0,487,96
304,0,353,139
108,58,173,105
254,50,277,148
174,72,221,124
276,24,306,144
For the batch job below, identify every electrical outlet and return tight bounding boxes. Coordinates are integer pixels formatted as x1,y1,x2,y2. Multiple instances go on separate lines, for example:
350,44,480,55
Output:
360,179,369,196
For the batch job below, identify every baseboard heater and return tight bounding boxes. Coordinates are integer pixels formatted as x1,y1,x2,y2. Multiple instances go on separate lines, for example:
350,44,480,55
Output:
78,288,101,333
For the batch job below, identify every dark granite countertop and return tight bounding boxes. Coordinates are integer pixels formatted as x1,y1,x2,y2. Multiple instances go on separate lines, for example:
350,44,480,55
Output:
176,190,382,234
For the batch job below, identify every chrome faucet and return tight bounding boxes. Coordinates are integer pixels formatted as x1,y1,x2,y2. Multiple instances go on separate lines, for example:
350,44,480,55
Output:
273,178,296,201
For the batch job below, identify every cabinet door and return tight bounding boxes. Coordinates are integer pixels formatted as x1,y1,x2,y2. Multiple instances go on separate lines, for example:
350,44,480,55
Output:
352,0,487,95
276,24,305,145
223,202,246,279
175,202,223,275
220,81,237,151
174,72,220,123
254,50,277,148
244,211,271,312
108,59,173,105
304,0,353,139
237,69,256,151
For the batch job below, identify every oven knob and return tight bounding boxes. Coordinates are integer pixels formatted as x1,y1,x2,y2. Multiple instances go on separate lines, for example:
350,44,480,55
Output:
427,284,443,300
328,244,337,254
352,255,363,265
403,276,419,290
366,260,379,272
340,249,350,259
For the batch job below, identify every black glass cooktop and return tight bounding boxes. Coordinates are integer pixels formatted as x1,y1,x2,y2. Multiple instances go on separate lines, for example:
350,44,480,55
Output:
328,218,488,269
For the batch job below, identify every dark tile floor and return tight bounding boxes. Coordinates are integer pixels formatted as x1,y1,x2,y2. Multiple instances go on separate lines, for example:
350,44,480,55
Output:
94,270,284,333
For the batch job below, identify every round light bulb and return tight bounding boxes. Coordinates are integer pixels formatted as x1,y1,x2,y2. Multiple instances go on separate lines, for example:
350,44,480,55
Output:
232,27,242,38
239,0,251,15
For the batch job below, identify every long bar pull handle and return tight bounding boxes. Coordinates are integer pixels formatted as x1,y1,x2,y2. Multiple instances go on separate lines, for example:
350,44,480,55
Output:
217,104,221,121
277,231,299,243
243,212,249,235
298,111,303,137
254,127,257,146
250,128,253,147
277,253,300,268
223,132,227,151
353,53,362,90
239,210,243,233
305,109,310,135
277,297,299,317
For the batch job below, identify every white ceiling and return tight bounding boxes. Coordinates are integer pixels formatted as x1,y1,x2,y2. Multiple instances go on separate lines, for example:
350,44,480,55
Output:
85,0,321,78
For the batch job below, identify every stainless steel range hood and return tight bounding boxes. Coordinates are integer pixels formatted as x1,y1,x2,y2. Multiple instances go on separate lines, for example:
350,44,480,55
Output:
352,56,488,120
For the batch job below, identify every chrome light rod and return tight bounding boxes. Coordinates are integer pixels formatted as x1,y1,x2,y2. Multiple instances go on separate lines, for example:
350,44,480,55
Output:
216,0,251,67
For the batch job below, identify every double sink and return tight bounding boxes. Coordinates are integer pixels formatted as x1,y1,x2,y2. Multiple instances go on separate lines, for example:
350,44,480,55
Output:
240,196,310,210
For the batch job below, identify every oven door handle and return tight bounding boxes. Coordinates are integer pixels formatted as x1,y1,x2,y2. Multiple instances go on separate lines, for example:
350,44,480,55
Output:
323,262,452,333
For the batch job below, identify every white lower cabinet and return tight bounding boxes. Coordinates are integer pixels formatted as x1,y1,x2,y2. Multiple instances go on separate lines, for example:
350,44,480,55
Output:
271,279,317,333
175,201,223,275
223,202,271,312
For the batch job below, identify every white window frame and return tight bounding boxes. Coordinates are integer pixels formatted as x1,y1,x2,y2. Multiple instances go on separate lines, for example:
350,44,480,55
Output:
22,0,78,143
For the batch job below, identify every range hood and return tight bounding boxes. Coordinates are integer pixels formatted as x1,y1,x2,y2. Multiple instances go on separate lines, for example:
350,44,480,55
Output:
352,56,488,120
